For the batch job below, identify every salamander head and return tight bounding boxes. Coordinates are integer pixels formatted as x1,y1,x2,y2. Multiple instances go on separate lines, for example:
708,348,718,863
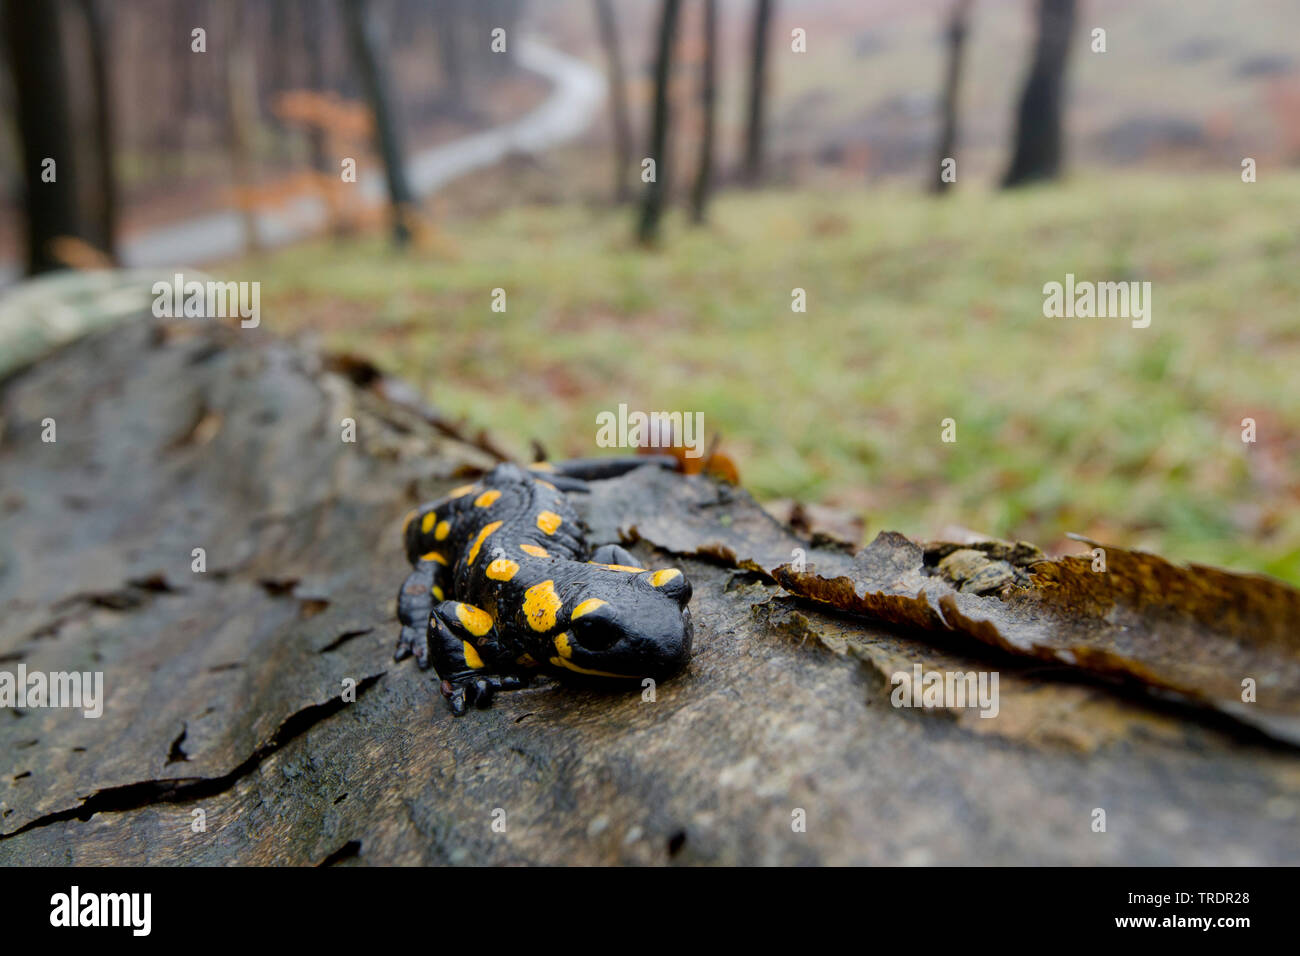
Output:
549,568,693,682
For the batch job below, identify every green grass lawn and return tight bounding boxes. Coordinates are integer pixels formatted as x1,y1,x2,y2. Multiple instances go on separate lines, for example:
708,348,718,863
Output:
236,172,1300,583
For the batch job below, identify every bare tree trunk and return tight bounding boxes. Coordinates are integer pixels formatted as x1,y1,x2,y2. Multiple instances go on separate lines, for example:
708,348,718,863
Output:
169,0,197,180
265,0,292,156
343,0,416,245
1002,0,1076,188
930,0,972,195
742,0,773,187
71,0,118,261
636,0,682,246
302,0,332,174
225,0,261,253
436,0,467,114
2,0,86,274
690,0,718,223
593,0,633,204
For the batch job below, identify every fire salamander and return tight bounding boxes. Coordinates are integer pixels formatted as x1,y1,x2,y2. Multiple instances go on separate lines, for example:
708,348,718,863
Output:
395,458,693,715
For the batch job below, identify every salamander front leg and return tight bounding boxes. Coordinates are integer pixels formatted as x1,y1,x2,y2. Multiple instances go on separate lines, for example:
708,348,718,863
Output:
394,559,442,668
590,543,644,568
429,600,530,716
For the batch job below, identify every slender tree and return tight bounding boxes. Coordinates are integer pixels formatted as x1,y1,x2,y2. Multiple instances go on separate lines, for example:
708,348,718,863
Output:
225,0,261,252
1002,0,1076,188
741,0,773,187
436,0,467,113
593,0,633,203
2,0,87,273
264,0,294,158
930,0,972,195
343,0,417,244
302,0,332,174
690,0,718,223
168,0,197,179
637,0,682,245
74,0,118,260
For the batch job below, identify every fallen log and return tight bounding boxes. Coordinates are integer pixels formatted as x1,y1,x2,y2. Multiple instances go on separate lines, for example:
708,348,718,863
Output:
1,309,1298,865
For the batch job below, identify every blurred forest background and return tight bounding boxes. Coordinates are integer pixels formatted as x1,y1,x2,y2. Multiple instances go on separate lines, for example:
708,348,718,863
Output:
2,0,1299,582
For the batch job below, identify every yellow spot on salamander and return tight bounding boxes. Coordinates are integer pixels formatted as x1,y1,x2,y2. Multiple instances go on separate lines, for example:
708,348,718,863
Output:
571,598,607,620
431,585,444,601
519,543,549,558
554,631,573,659
548,656,635,679
651,568,682,587
590,562,646,573
448,484,476,498
456,603,494,637
536,511,562,535
421,513,436,534
467,520,503,565
528,462,555,472
486,558,519,581
434,520,450,541
420,551,448,565
462,641,485,669
523,580,562,632
474,489,502,508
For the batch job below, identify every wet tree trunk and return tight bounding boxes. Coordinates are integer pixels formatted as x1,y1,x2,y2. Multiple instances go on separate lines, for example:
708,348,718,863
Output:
594,0,634,204
2,0,87,274
1002,0,1076,188
690,0,718,223
930,0,972,195
741,0,773,187
343,0,416,245
636,0,682,245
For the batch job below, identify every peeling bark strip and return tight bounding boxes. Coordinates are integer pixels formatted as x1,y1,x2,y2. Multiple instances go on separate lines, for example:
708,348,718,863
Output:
775,532,1300,745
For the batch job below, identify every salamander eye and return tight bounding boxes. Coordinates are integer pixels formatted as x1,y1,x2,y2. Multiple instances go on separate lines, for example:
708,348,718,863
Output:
570,615,620,651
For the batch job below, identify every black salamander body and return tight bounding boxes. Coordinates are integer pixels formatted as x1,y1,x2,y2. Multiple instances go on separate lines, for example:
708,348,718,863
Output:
394,460,693,715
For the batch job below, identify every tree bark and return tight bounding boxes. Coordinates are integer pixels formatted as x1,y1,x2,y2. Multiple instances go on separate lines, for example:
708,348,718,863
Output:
2,0,87,274
636,0,682,245
1002,0,1076,188
741,0,773,188
593,0,634,204
930,0,972,195
343,0,417,245
689,0,718,223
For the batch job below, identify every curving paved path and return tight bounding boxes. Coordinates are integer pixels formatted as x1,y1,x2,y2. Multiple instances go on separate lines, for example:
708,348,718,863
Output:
0,38,605,287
